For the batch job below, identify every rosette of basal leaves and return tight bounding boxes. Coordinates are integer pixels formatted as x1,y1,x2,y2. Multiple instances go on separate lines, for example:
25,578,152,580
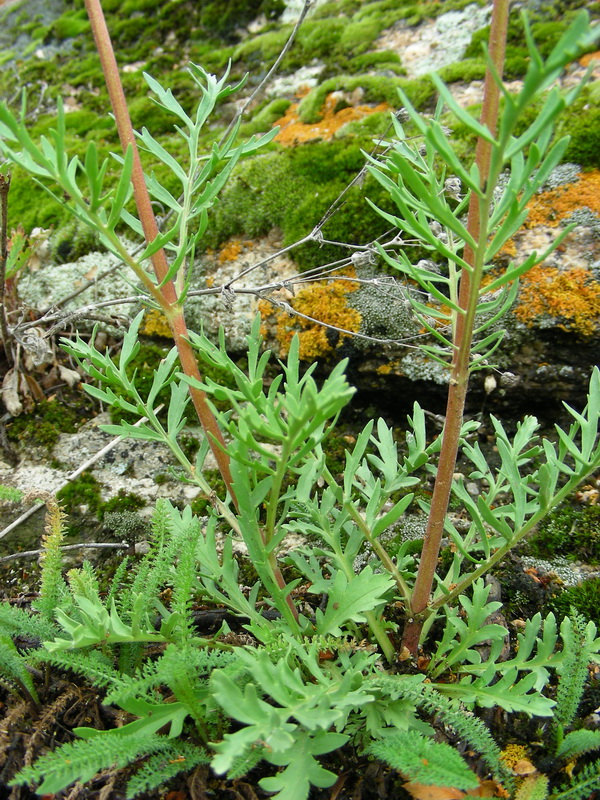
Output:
428,587,600,717
210,637,378,800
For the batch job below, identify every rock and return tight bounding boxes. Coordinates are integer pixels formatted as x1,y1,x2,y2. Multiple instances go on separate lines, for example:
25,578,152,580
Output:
376,3,492,79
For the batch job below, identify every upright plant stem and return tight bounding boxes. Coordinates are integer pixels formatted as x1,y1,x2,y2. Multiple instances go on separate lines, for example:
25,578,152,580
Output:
83,0,299,623
401,0,509,656
83,0,234,501
0,172,11,363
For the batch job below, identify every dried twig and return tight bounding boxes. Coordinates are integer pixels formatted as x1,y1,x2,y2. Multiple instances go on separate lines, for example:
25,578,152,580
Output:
219,0,315,148
0,542,128,565
0,172,12,362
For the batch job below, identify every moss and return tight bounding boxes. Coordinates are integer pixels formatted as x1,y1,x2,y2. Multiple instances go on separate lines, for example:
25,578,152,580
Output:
126,95,179,138
548,578,600,628
298,75,419,124
284,179,396,270
335,110,391,138
7,400,84,451
233,27,291,63
179,432,200,462
557,86,600,169
59,55,108,87
52,220,106,264
464,9,592,80
526,503,600,565
208,140,397,271
296,17,346,61
438,59,487,84
352,0,419,20
187,41,236,72
57,472,102,516
240,98,292,137
396,76,437,111
309,0,355,18
98,489,146,520
197,0,284,40
338,19,385,56
346,50,404,75
322,433,350,477
121,0,162,12
51,11,90,41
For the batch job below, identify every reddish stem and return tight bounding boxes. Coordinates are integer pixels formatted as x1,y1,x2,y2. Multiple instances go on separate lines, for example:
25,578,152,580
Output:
401,0,509,657
83,0,299,623
84,0,234,501
0,172,11,363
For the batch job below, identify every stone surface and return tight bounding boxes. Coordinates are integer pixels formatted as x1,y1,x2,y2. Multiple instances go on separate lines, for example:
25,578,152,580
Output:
376,3,492,78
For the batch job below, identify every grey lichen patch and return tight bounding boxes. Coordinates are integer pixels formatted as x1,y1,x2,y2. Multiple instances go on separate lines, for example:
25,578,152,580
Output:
400,351,450,384
18,239,144,333
376,2,492,79
185,236,298,352
561,207,600,236
519,555,600,588
539,162,582,193
348,275,421,346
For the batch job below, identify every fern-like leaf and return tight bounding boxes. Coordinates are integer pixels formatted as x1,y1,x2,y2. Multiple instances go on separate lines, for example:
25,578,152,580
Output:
367,729,479,789
553,612,592,731
226,742,267,780
105,555,131,612
0,635,39,704
551,759,600,800
515,775,549,800
168,525,198,642
29,647,120,689
125,740,209,798
370,675,513,788
11,732,173,794
32,497,69,621
556,729,600,760
0,602,58,642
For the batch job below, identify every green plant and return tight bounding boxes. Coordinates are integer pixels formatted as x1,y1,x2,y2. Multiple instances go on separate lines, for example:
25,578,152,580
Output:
1,3,600,799
527,502,600,564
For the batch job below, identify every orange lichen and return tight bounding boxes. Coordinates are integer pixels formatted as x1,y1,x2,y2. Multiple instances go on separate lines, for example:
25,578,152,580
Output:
262,276,361,360
498,236,517,260
580,50,600,67
500,744,530,770
376,360,402,375
273,93,389,146
515,265,600,337
140,308,172,338
524,170,600,229
217,239,253,263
